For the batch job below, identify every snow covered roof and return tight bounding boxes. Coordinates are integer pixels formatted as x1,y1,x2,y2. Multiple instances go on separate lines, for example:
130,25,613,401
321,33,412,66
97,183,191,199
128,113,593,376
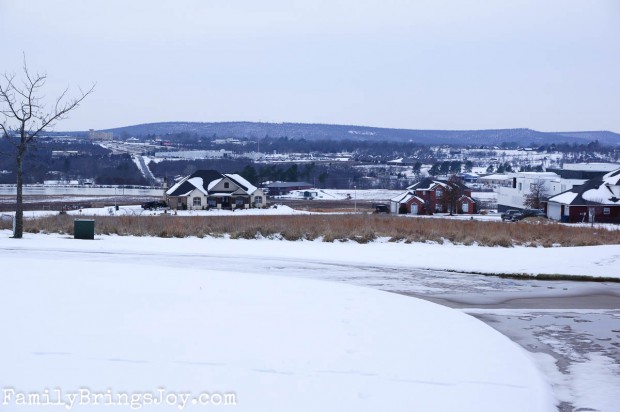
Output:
167,170,261,198
207,178,223,192
562,163,620,172
391,192,424,204
167,170,223,197
225,174,258,195
187,177,207,196
407,178,467,192
547,191,578,205
390,192,411,202
547,168,620,206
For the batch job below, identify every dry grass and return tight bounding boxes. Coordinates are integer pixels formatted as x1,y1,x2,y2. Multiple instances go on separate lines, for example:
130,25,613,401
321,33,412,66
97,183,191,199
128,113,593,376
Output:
11,214,620,247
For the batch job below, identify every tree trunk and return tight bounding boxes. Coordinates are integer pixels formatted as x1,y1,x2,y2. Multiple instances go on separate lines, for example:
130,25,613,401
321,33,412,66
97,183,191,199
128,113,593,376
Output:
14,149,24,238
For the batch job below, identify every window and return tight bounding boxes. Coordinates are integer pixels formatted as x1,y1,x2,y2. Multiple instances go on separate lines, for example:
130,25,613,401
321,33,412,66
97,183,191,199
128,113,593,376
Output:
207,198,217,207
193,197,201,207
518,182,522,191
235,197,244,206
254,196,263,204
224,182,230,189
462,202,469,213
603,207,610,215
436,189,442,198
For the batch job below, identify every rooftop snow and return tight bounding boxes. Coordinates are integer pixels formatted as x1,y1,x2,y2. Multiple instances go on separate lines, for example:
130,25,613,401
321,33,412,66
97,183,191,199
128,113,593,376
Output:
548,192,578,204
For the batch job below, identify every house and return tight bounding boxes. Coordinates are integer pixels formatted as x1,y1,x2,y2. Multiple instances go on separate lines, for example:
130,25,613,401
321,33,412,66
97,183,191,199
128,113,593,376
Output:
496,172,585,212
265,181,313,196
546,168,620,223
479,174,511,189
390,178,477,215
497,164,620,212
546,163,620,180
165,170,266,210
458,172,480,184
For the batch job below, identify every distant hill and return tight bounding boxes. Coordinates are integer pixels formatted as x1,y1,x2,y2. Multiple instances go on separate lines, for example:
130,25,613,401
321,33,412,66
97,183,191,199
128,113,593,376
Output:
95,122,620,146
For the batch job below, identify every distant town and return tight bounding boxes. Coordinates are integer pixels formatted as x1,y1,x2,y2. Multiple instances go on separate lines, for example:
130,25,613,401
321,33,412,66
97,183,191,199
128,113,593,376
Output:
1,121,619,223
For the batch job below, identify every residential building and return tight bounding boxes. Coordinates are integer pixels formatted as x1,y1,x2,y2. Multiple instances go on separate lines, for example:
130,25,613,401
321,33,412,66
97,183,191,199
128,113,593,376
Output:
497,164,619,212
265,182,313,196
166,170,265,210
496,172,585,212
546,168,620,223
390,178,477,215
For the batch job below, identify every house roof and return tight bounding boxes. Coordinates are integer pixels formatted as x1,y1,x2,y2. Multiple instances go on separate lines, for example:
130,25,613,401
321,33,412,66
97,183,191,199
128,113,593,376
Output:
547,168,620,206
166,170,260,197
459,194,477,203
407,178,468,192
407,178,443,191
390,192,424,204
167,170,223,197
224,174,258,194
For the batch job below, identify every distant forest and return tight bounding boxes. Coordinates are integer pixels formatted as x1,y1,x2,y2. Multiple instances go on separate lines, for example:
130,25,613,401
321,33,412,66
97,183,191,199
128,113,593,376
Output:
0,132,618,189
0,139,147,185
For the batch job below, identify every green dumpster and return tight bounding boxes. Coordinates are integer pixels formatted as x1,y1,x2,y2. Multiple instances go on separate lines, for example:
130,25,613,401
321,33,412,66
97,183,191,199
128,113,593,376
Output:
74,219,95,240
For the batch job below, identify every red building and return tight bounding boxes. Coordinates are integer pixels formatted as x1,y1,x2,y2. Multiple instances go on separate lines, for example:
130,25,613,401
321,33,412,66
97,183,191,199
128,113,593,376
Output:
391,178,477,215
546,168,620,223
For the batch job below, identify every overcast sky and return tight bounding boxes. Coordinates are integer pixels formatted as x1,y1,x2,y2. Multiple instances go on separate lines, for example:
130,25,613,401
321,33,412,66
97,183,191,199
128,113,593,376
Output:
1,0,619,132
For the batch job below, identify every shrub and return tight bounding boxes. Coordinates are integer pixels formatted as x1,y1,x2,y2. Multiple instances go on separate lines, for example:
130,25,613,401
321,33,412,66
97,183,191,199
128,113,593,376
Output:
17,214,620,247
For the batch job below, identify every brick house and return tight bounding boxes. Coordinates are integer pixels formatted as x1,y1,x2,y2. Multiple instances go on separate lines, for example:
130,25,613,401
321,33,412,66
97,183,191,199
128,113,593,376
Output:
390,178,477,215
546,168,620,223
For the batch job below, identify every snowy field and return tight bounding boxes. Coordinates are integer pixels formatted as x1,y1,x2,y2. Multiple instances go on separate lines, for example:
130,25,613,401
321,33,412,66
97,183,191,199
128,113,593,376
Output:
2,208,618,278
0,232,555,411
274,188,402,201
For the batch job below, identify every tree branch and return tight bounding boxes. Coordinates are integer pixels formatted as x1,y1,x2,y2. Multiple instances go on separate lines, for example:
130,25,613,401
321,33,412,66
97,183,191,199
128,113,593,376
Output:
25,82,95,143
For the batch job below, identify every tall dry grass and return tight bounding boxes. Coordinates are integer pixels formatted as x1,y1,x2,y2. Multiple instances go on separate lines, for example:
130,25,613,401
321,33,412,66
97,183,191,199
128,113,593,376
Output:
18,214,620,247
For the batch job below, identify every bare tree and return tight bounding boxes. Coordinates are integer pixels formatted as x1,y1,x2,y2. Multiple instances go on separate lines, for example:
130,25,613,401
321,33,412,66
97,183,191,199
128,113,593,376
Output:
0,58,94,238
439,175,465,215
523,180,548,209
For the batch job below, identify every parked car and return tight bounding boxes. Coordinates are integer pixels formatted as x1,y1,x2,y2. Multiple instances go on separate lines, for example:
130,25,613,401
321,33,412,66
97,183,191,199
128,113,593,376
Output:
501,209,520,221
141,200,167,210
512,209,546,221
373,204,390,214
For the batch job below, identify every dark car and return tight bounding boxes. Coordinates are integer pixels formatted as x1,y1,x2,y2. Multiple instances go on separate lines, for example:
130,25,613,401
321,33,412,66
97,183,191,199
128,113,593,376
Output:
512,209,546,221
373,204,390,214
141,200,167,210
501,209,520,221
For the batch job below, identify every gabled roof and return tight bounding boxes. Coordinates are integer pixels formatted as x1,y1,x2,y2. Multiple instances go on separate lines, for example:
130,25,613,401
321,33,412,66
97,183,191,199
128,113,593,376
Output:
224,174,258,194
390,191,424,204
166,170,260,197
407,178,468,192
458,194,477,203
166,170,224,197
547,168,620,206
407,178,443,191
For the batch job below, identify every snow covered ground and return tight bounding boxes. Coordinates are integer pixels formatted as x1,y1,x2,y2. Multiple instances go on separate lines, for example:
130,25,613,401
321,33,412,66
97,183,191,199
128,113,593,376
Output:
0,232,555,411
